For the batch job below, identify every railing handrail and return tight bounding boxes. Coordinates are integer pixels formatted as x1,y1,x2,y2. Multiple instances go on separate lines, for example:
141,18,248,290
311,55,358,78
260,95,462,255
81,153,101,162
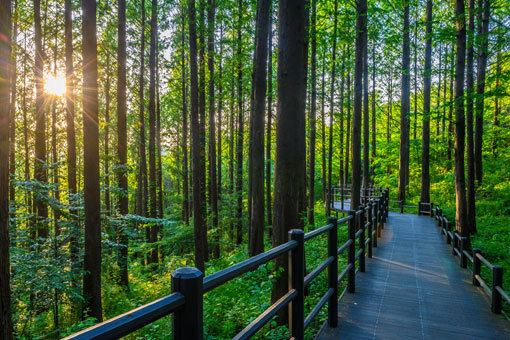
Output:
434,205,509,314
64,189,390,340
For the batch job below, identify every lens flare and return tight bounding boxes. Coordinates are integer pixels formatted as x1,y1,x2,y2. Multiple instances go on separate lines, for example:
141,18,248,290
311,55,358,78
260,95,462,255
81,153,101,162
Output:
45,73,66,96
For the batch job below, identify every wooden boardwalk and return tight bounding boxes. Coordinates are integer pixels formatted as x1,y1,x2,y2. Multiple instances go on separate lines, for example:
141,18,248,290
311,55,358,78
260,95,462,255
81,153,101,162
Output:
318,212,510,340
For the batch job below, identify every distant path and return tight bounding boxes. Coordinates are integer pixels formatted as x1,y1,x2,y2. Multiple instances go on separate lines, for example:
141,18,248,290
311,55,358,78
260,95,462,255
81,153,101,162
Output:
318,212,510,340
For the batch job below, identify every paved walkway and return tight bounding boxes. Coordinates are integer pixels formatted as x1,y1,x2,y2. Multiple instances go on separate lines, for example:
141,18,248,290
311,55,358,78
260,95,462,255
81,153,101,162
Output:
318,212,510,340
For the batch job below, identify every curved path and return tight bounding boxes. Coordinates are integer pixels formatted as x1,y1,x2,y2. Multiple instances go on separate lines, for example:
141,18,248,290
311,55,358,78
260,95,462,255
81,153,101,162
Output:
318,212,509,340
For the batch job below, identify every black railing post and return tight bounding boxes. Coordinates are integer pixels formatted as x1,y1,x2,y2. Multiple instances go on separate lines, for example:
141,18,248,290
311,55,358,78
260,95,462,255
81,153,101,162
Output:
289,229,304,339
348,210,356,293
452,230,458,255
171,267,204,340
400,200,404,214
327,217,338,328
378,195,383,235
385,189,389,220
460,237,467,268
430,202,434,217
359,207,366,273
367,203,373,258
446,221,451,244
492,265,503,314
373,199,379,248
472,248,481,286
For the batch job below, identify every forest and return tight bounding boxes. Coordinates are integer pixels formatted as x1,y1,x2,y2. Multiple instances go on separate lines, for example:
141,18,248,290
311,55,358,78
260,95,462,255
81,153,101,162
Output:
0,0,509,339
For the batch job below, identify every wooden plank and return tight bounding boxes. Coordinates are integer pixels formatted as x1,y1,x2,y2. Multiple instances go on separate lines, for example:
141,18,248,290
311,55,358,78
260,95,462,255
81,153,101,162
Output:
317,212,510,340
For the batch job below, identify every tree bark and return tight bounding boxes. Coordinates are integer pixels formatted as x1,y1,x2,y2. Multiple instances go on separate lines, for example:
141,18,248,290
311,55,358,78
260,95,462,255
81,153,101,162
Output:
34,0,49,239
362,7,370,190
465,0,476,234
420,0,432,204
148,0,158,265
398,0,410,203
248,0,270,256
371,40,376,173
235,0,244,245
207,0,220,258
9,0,17,213
137,0,148,222
116,0,129,287
271,0,306,322
104,54,111,215
188,0,206,272
345,50,351,185
307,0,317,225
351,0,366,210
266,12,273,227
180,9,189,224
0,0,13,336
327,0,339,216
474,0,490,185
82,0,102,322
453,0,468,236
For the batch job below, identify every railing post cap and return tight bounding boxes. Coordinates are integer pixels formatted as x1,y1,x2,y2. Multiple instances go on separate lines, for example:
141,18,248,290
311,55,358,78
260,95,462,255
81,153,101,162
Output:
289,229,304,236
474,248,482,253
493,265,503,270
327,216,338,224
348,210,356,215
171,267,203,279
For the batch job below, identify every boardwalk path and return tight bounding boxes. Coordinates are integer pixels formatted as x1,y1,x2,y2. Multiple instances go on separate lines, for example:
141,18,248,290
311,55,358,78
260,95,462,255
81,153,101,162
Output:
318,212,509,340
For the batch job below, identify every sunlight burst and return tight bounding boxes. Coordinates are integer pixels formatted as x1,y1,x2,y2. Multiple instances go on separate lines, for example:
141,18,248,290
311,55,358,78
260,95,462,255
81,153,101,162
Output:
45,73,66,97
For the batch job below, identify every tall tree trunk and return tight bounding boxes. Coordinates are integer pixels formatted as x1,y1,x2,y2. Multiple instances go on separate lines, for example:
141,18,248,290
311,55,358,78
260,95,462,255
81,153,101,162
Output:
351,0,366,210
447,46,454,162
327,0,338,216
345,51,351,185
266,13,273,227
436,42,442,138
148,0,158,265
398,0,410,203
156,35,163,220
248,0,270,256
181,9,189,224
413,18,418,141
362,6,370,190
453,0,468,236
207,0,220,258
474,0,489,185
0,0,13,337
138,0,148,222
420,0,432,204
321,52,326,201
465,0,476,235
307,0,317,225
371,40,376,173
271,0,306,324
442,45,448,139
104,54,111,215
189,0,206,272
82,0,102,322
34,0,49,239
217,24,223,198
9,0,17,215
116,0,129,287
235,0,244,245
198,0,208,258
492,27,501,155
338,56,345,188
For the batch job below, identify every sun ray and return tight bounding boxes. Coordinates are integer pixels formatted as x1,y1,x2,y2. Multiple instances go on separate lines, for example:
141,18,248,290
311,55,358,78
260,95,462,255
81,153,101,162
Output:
45,73,66,96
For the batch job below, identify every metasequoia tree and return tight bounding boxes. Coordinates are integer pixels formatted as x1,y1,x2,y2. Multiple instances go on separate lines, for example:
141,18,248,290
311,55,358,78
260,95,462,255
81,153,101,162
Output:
453,0,468,236
82,0,102,321
474,0,490,185
148,0,158,265
398,0,410,203
351,0,366,210
235,0,244,245
116,0,129,287
180,8,189,224
327,0,338,216
0,0,13,337
248,0,270,256
420,0,432,204
34,0,49,239
271,0,306,322
307,0,317,225
188,0,206,272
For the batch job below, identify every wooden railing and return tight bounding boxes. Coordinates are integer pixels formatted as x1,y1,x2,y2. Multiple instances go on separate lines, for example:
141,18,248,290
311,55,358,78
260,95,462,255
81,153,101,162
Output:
63,192,390,340
435,206,509,315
